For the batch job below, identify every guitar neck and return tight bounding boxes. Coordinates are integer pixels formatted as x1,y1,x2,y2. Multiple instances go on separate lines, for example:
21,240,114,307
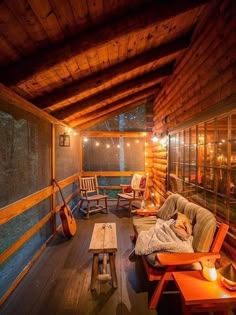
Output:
53,179,67,207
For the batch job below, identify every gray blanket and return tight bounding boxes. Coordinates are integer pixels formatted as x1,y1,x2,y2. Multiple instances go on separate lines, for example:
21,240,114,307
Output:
134,218,194,255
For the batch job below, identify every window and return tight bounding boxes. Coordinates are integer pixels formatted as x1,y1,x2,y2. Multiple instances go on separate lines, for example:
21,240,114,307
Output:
169,111,236,235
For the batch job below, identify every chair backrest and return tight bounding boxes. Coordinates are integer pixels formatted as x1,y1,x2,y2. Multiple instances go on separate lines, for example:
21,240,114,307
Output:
131,173,149,199
79,176,99,197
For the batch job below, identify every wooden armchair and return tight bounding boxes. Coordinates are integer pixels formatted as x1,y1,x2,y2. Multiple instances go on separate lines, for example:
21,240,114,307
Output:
116,173,149,216
131,193,229,309
79,176,108,219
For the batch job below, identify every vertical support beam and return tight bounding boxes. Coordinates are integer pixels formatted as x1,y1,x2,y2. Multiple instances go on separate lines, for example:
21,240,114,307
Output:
51,124,56,233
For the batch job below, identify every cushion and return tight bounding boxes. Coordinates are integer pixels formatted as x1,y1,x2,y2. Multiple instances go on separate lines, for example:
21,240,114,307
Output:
157,194,188,220
170,212,192,241
139,176,146,189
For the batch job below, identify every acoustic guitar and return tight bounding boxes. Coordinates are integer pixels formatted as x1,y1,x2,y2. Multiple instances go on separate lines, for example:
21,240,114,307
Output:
53,179,77,238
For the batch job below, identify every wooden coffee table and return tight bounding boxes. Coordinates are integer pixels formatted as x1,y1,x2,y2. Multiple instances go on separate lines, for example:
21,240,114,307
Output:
89,222,118,290
172,270,236,315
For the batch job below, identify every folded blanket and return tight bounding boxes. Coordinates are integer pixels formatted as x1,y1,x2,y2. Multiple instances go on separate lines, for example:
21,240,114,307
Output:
134,218,194,256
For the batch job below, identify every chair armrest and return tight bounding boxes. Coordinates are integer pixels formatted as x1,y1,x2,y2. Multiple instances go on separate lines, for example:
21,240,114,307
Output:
156,252,220,266
80,188,88,191
97,185,106,194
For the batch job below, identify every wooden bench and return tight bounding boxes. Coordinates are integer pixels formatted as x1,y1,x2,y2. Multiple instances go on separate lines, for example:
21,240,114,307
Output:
88,222,118,290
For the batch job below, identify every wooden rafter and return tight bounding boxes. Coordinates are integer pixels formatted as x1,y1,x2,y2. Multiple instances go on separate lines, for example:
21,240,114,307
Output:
0,0,207,86
34,34,191,109
54,64,172,121
69,86,159,127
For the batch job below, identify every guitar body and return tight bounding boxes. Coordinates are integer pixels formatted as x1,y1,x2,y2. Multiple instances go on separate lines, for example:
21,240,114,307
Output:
59,204,77,238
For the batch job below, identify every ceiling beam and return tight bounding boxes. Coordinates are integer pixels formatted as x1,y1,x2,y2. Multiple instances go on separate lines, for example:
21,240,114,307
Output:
0,0,207,86
53,64,171,121
34,34,191,109
69,86,159,127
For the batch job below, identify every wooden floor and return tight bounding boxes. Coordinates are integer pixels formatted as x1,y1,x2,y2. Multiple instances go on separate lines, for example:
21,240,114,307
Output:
0,202,185,315
1,202,234,315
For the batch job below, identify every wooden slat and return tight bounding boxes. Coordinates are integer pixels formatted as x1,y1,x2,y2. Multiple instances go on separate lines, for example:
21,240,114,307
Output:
0,173,79,225
33,34,190,109
69,86,159,127
54,65,171,121
0,0,207,85
29,0,64,43
0,213,52,265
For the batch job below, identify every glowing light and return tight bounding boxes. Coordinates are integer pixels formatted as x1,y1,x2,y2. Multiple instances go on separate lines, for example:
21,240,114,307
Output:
202,261,217,281
83,137,88,142
106,144,110,149
127,143,130,147
117,144,120,148
135,140,140,144
95,142,100,146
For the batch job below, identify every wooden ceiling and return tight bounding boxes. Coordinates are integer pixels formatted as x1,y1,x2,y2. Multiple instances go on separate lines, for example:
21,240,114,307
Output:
0,0,209,130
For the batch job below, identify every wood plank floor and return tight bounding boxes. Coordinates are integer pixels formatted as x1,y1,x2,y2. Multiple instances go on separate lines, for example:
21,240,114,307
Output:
0,202,184,315
2,202,234,315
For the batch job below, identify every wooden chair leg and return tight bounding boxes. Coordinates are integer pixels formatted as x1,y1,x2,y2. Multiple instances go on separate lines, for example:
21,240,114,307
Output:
116,196,120,210
91,254,99,290
105,197,108,213
148,270,173,309
87,202,90,219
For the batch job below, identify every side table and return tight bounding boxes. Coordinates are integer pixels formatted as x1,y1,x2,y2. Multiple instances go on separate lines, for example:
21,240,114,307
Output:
172,270,236,315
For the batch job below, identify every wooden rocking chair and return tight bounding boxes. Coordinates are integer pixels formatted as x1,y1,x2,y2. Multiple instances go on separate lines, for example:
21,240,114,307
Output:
79,176,108,219
116,173,149,216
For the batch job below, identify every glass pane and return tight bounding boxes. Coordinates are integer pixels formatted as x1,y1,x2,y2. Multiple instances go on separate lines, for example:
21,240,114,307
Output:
231,113,236,140
216,195,227,221
189,165,197,184
169,135,177,174
229,202,236,234
190,145,196,165
198,144,204,166
231,140,236,168
216,142,227,167
230,170,236,200
198,123,205,144
205,168,214,190
190,126,197,144
216,115,228,142
197,167,205,187
215,168,227,195
185,129,190,144
206,120,215,143
206,143,215,167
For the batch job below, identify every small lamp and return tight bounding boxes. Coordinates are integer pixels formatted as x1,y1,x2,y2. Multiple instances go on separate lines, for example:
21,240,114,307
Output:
59,132,70,147
217,263,236,291
151,133,159,143
202,260,217,281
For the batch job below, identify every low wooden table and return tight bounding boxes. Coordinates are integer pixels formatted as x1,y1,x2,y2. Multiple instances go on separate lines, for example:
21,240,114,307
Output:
172,270,236,315
88,222,118,290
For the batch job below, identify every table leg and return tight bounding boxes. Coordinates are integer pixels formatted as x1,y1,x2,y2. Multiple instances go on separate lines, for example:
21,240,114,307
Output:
109,253,118,288
91,253,99,290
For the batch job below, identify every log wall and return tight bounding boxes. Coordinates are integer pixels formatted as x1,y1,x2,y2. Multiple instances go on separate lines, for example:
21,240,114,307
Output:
152,0,236,198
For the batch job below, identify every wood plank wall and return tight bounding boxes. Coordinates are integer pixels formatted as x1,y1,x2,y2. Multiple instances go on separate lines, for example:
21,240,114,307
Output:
151,0,236,198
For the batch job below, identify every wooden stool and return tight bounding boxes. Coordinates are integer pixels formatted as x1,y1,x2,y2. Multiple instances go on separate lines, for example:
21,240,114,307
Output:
89,222,118,290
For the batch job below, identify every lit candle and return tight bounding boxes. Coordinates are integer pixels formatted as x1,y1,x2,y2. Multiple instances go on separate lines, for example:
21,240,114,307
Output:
202,261,217,281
